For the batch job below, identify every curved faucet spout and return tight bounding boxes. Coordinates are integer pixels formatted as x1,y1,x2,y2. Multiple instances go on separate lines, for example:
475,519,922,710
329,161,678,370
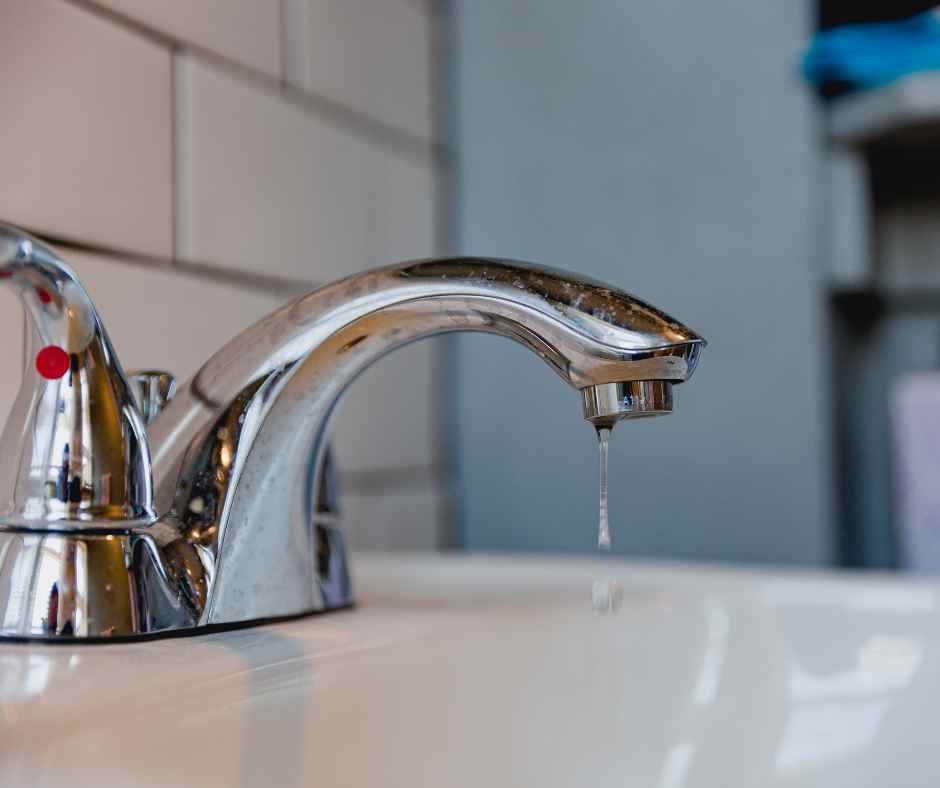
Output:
148,258,704,624
0,243,706,639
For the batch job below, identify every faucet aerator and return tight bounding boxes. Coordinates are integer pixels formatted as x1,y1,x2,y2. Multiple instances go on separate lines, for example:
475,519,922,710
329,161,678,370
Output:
581,380,674,429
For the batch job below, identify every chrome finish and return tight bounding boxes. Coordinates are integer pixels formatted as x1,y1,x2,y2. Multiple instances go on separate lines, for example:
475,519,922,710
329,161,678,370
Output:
0,223,705,640
128,370,177,425
0,224,154,531
581,380,674,428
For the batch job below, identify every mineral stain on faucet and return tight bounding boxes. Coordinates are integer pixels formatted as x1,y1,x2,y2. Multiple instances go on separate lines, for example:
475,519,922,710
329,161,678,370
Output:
0,222,705,640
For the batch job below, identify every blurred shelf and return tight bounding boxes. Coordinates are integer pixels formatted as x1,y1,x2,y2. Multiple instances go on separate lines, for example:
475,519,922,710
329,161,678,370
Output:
829,72,940,147
829,279,940,314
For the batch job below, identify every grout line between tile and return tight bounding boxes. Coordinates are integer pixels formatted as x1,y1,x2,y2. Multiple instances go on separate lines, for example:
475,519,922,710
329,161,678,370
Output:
66,0,449,167
340,465,440,495
16,225,318,298
169,44,181,267
277,0,288,86
278,0,306,88
171,51,189,267
431,0,462,549
64,0,177,48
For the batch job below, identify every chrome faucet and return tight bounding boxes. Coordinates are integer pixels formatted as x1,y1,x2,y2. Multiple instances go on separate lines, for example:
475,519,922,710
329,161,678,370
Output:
0,223,704,640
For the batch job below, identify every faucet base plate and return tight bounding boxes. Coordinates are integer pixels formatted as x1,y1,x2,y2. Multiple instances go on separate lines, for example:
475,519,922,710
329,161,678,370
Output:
0,520,353,641
0,603,355,644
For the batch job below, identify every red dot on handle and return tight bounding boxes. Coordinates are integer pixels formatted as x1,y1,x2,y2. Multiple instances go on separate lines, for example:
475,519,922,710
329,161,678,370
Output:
36,346,70,380
36,287,51,304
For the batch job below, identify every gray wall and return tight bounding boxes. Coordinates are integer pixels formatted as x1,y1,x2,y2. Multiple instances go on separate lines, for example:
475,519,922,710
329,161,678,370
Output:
448,0,834,564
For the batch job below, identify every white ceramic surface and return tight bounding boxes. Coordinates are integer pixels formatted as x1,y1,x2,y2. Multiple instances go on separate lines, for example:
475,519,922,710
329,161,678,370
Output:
2,553,938,787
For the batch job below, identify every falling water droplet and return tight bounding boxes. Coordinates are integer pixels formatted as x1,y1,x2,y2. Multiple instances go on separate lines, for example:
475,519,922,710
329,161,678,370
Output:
592,579,623,613
592,426,621,613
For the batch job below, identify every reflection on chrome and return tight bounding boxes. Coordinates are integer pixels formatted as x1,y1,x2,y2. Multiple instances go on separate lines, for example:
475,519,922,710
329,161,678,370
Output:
0,230,154,529
0,223,705,639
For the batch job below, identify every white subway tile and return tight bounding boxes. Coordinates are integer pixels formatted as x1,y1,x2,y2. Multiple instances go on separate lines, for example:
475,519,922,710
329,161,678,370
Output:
65,252,282,382
63,250,440,478
177,54,370,281
368,154,437,265
0,292,24,429
331,338,439,472
341,482,443,550
284,0,434,140
0,0,172,257
91,0,282,78
177,54,436,282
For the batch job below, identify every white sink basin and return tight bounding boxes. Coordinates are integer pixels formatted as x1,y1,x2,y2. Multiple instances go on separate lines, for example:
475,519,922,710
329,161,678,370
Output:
2,553,938,787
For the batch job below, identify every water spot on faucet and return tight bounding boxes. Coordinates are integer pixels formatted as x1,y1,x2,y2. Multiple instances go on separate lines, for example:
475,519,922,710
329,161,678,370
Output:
339,335,367,353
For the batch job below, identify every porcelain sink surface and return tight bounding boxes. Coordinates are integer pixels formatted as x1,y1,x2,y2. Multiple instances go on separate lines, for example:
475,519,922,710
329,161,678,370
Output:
2,553,938,787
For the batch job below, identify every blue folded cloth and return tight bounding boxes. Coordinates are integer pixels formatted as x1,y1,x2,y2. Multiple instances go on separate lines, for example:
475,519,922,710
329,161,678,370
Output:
803,9,940,91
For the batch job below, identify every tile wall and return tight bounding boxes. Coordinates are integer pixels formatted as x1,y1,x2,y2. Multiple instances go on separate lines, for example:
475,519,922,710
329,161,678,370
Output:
0,0,446,549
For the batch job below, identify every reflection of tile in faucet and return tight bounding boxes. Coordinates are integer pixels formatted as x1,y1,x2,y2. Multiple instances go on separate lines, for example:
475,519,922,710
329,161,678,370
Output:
891,372,940,570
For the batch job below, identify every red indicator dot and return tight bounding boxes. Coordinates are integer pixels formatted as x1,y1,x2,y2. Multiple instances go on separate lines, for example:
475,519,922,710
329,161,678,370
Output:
35,346,70,380
36,287,51,304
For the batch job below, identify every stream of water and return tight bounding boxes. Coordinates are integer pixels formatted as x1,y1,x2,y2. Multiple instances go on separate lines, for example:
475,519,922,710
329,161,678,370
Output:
592,426,622,612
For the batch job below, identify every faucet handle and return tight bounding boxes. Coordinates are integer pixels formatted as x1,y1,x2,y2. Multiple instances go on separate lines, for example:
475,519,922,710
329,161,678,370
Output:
0,223,155,529
128,370,177,425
